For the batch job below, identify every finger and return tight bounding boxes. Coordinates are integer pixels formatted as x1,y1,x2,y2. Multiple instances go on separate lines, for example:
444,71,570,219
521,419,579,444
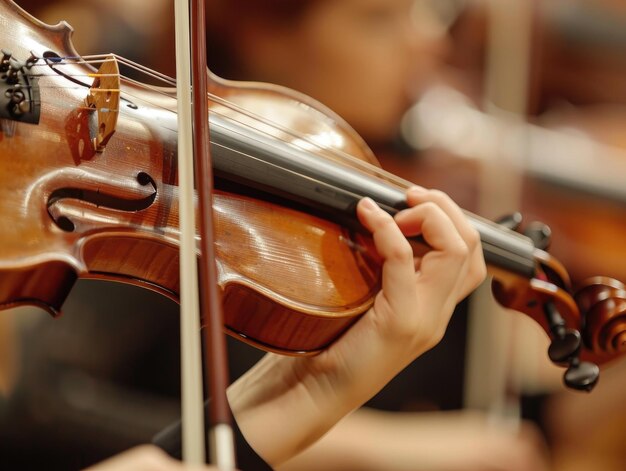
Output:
389,202,472,343
357,198,416,303
358,197,469,311
396,201,466,256
400,187,477,250
408,203,469,282
400,187,486,295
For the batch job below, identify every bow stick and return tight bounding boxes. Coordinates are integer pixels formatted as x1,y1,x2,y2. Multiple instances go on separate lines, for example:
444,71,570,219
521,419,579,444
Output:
174,0,235,467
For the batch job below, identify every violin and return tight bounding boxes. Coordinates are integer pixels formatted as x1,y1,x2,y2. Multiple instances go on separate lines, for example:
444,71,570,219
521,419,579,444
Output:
1,0,625,393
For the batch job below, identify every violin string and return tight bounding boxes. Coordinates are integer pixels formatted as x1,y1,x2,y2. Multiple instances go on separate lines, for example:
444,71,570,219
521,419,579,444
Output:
47,57,367,179
33,53,178,86
28,54,517,236
32,54,413,189
30,54,532,234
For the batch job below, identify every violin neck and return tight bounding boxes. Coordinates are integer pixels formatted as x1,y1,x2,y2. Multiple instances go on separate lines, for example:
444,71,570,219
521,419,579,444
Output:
208,114,537,280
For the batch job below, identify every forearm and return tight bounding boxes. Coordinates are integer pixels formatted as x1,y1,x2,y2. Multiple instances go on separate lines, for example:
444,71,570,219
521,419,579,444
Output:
227,321,427,467
278,409,550,471
227,352,347,468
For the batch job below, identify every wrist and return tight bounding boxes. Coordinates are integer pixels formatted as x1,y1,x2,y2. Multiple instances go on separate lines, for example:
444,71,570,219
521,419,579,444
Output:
228,353,339,467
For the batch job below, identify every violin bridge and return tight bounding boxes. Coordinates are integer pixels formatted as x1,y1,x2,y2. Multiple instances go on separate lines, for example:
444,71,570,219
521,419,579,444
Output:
85,54,120,153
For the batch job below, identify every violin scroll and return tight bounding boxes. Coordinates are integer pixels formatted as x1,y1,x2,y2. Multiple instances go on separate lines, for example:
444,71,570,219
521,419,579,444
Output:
551,276,626,391
576,277,626,361
492,215,626,391
491,250,601,392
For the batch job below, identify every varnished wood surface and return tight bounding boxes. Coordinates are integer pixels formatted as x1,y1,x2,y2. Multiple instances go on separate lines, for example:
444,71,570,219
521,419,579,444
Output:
0,0,382,354
2,0,624,359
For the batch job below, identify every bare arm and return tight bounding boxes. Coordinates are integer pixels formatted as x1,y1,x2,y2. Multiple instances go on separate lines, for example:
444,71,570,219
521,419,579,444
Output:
278,408,549,471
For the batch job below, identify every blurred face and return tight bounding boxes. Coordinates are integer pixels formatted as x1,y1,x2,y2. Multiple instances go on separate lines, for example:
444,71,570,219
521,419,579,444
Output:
239,0,450,144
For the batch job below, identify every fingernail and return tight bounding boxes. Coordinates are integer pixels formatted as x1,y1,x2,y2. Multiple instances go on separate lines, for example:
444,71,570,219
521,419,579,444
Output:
360,197,378,211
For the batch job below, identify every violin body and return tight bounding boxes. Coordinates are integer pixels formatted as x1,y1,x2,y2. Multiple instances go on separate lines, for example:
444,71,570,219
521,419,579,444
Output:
0,0,385,354
1,0,625,380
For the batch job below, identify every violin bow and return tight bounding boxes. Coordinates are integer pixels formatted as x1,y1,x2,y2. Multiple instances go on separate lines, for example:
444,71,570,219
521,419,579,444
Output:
174,0,235,467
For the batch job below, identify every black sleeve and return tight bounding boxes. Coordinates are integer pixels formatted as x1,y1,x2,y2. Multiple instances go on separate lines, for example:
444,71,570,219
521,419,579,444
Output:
152,398,272,470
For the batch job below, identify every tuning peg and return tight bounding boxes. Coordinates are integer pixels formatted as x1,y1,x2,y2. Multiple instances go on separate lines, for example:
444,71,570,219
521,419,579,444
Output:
564,358,600,392
524,221,552,250
548,328,582,364
495,212,523,231
545,302,582,364
544,302,600,391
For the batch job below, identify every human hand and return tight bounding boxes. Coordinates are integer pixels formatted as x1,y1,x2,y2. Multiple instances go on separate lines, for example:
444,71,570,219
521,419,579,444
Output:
84,445,221,471
228,186,486,466
316,186,486,398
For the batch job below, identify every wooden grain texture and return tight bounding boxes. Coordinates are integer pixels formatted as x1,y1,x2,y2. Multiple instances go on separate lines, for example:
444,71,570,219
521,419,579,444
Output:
0,0,380,354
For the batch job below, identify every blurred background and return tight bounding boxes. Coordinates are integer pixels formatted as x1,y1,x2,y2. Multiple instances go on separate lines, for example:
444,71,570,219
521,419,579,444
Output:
2,0,626,469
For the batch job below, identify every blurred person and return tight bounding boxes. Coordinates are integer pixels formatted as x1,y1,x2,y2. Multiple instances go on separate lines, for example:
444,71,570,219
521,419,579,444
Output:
204,0,452,147
14,0,173,75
